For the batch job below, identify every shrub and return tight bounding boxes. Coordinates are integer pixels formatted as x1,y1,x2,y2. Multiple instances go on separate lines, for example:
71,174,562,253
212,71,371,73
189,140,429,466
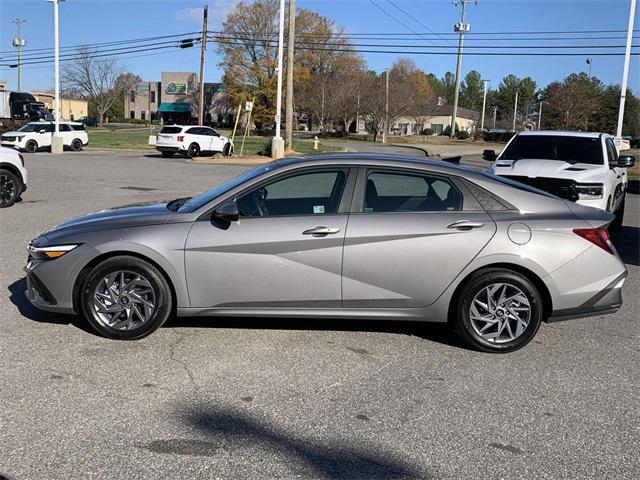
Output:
421,128,433,136
456,130,470,140
483,131,517,142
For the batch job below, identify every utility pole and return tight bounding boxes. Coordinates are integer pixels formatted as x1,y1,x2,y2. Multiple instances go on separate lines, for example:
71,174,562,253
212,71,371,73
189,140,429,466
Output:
48,0,64,154
480,79,488,131
616,0,636,138
512,90,518,132
198,5,208,126
586,58,593,77
285,0,296,152
272,0,286,158
383,69,389,144
492,106,497,129
12,19,27,91
537,99,543,130
450,0,476,138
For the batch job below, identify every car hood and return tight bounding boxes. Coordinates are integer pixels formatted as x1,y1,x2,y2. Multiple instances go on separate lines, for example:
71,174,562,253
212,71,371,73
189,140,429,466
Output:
1,131,21,137
42,201,175,240
489,159,605,182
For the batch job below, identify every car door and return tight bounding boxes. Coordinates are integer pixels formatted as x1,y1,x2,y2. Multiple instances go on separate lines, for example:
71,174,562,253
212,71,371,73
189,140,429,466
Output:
38,123,53,147
342,168,496,308
205,128,225,152
605,137,625,211
59,124,73,145
184,167,354,308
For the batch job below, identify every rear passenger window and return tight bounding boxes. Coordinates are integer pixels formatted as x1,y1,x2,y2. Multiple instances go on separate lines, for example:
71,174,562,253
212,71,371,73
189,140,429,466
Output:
70,124,85,131
364,171,462,212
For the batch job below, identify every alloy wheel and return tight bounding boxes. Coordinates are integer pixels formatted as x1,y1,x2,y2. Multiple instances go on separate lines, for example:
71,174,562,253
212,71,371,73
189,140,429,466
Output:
469,282,531,344
0,174,16,204
93,270,156,330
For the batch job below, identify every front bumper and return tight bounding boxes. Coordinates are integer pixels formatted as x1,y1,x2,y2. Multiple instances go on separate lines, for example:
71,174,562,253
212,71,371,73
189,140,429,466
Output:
547,271,627,322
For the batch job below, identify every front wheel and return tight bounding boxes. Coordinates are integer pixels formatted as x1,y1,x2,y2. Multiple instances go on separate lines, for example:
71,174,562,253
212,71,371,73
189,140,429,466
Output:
24,140,38,153
70,138,83,151
223,142,233,157
453,269,543,353
80,256,173,340
0,169,21,208
609,197,625,232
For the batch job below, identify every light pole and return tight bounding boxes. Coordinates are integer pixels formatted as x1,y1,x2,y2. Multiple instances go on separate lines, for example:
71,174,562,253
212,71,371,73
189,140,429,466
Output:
492,106,497,129
480,79,489,131
271,0,286,158
450,0,477,138
48,0,65,154
586,58,593,77
537,97,544,130
383,69,389,144
616,0,636,138
512,90,518,132
285,0,296,152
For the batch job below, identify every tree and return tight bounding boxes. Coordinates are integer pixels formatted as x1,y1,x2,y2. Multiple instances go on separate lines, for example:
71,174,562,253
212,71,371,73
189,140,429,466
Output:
541,73,602,130
460,70,484,111
62,46,137,126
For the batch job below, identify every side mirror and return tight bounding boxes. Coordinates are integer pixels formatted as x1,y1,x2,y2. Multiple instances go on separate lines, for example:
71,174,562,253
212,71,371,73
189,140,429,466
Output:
618,155,635,168
213,201,239,222
482,149,497,161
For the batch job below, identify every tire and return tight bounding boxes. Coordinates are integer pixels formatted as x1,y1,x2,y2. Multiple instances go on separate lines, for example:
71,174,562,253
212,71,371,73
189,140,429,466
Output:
223,142,233,157
0,169,22,208
80,256,173,340
24,140,38,153
187,143,200,158
161,151,175,158
453,268,543,353
70,138,83,151
610,197,625,232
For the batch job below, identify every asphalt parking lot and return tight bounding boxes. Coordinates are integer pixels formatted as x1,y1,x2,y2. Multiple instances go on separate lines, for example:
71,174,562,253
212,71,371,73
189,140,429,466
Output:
1,150,638,479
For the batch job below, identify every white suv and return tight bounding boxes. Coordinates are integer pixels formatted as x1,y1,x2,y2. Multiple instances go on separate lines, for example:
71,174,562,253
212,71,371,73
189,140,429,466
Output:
0,146,28,207
0,121,89,152
485,131,635,230
155,125,233,158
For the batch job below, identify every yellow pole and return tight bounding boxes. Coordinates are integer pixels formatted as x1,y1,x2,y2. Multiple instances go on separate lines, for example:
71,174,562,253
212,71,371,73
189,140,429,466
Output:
240,96,255,155
231,103,242,144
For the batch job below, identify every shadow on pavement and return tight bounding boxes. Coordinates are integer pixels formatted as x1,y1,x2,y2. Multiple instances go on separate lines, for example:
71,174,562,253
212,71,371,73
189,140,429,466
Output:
143,406,430,479
166,316,470,351
611,225,639,267
7,277,95,335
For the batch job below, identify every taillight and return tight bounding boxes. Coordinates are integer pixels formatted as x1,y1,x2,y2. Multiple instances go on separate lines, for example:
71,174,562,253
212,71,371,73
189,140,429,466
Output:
573,228,614,255
177,135,184,142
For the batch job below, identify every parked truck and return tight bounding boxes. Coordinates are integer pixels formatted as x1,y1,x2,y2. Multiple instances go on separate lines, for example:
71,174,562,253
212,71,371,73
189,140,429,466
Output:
0,91,53,134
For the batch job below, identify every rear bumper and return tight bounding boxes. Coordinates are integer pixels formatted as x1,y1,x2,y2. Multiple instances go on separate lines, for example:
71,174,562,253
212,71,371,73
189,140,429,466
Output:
547,271,626,322
156,146,182,153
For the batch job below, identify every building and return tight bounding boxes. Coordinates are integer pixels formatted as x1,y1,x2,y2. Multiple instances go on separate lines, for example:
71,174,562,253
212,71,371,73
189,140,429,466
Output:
126,72,233,126
31,91,88,121
391,105,480,136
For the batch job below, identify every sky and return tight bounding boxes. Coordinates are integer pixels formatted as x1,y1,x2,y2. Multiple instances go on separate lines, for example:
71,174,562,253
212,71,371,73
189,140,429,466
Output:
0,0,638,94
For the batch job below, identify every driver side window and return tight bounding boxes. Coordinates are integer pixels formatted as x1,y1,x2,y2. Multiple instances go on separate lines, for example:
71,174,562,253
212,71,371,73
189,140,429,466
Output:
236,169,347,217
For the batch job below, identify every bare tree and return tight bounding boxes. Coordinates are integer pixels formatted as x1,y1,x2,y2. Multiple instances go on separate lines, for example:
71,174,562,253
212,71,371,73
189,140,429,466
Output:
62,46,136,126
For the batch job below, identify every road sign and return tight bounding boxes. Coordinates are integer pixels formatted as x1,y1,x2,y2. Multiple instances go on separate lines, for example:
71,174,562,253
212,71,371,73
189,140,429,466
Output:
522,121,536,131
244,101,254,112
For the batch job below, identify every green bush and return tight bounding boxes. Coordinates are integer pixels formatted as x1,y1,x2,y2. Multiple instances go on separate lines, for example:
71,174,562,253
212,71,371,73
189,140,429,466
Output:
421,128,433,136
456,130,470,140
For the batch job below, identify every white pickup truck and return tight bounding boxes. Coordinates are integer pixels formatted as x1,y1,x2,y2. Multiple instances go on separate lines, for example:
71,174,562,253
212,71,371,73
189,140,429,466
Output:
484,131,635,230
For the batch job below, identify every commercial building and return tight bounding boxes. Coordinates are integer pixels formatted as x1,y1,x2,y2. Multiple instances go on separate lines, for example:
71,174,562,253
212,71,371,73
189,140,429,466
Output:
126,72,233,126
31,91,88,121
391,105,480,136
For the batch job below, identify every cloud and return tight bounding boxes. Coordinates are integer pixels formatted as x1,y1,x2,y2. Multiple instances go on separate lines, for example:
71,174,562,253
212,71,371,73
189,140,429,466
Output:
176,1,238,28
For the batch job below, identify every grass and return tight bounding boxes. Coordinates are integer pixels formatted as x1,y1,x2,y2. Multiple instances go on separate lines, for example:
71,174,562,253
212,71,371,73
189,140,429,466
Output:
87,127,338,156
626,148,639,181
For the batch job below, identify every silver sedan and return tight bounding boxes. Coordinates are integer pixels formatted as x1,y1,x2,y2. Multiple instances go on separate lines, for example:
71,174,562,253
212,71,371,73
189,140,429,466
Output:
24,154,627,352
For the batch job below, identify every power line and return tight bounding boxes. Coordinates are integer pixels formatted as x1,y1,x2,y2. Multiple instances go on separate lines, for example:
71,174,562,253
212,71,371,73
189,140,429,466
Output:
367,0,442,48
384,0,456,49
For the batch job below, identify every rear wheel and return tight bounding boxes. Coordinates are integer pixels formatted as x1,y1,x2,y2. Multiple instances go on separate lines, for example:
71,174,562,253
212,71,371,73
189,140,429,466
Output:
187,143,200,158
0,169,21,208
80,256,173,340
161,151,175,158
24,140,38,153
70,138,83,151
453,269,543,353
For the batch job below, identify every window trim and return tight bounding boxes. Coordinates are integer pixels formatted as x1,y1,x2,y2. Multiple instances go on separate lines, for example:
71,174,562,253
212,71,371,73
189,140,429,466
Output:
198,166,357,221
350,166,480,214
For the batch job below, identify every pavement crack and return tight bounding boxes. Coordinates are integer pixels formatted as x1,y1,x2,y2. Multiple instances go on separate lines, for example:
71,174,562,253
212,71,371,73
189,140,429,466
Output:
168,330,199,393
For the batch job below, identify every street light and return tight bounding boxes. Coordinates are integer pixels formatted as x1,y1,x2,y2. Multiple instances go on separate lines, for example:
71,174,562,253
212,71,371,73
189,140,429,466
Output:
271,0,285,159
47,0,65,154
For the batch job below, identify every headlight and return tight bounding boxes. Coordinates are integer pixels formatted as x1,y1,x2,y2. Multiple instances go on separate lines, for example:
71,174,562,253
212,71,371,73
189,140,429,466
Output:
574,184,603,200
16,135,25,141
27,244,80,260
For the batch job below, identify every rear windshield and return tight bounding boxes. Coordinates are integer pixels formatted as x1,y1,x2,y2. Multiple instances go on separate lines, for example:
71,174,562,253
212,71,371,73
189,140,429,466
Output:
500,135,604,165
160,127,183,134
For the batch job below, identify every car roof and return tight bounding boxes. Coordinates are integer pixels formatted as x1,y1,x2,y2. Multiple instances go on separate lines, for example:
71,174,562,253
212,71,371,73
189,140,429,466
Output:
275,152,481,176
517,130,608,139
162,125,212,129
29,120,82,125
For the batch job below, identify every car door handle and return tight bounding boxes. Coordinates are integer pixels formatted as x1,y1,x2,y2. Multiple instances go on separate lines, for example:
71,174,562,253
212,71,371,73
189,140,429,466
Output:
302,226,341,236
446,220,485,230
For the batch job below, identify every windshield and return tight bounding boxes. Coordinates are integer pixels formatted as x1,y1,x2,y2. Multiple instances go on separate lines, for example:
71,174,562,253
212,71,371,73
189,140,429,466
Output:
500,135,604,165
177,162,279,213
17,123,43,132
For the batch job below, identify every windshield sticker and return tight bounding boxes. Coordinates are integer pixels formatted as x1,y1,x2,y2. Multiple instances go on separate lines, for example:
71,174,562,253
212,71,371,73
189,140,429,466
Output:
313,205,325,214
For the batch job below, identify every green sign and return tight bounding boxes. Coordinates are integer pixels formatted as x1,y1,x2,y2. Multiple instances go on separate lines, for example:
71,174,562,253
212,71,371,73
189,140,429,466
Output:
165,82,187,95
